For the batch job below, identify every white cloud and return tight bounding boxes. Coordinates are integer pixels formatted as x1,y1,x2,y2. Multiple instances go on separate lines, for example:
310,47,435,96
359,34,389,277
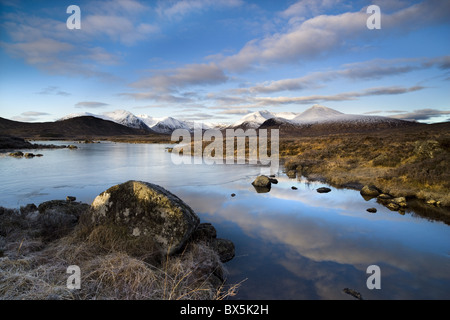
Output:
218,109,251,115
388,109,450,122
11,111,51,122
209,85,426,110
156,0,243,19
130,63,228,91
219,0,450,72
280,0,344,19
230,56,449,95
82,15,159,46
36,86,71,96
75,101,110,108
0,0,157,78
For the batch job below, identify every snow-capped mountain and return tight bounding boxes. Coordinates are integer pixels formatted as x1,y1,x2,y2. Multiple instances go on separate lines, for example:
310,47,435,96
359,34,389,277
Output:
60,110,150,130
290,104,406,125
231,104,411,127
232,110,275,128
60,110,202,134
138,115,192,134
102,110,150,130
232,110,299,128
291,104,343,123
59,111,106,121
59,104,414,135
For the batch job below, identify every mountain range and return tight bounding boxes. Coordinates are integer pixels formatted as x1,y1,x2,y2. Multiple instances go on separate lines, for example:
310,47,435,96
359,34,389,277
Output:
59,104,416,133
0,105,423,139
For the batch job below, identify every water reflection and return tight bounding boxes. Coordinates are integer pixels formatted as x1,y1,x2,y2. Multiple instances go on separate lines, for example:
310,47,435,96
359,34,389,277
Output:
1,142,449,299
175,180,450,300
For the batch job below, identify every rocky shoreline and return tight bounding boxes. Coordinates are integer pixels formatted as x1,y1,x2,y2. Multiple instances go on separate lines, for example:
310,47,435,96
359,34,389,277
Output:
251,172,450,225
0,181,236,300
0,135,79,156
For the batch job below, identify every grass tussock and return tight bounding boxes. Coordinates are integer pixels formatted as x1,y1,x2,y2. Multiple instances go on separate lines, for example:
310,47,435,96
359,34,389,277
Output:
0,205,241,300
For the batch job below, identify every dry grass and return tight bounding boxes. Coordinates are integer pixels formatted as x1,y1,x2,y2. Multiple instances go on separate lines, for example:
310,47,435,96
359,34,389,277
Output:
279,127,450,206
0,207,241,300
170,124,450,206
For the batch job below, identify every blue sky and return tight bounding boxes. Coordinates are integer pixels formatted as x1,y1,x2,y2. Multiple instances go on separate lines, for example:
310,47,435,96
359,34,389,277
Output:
0,0,449,124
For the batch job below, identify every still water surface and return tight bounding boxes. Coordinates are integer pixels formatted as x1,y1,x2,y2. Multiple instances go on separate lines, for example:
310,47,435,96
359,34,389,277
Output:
1,141,449,299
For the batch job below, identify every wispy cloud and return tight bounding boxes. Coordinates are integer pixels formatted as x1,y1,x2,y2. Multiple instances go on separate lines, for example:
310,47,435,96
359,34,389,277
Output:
11,111,51,122
210,85,426,110
218,0,450,72
218,109,251,115
156,0,243,19
0,0,154,78
224,56,449,99
36,86,71,96
75,101,109,109
388,109,450,122
130,63,228,91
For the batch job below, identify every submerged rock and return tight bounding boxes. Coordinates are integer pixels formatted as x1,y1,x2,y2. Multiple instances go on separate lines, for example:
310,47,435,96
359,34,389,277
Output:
87,180,200,255
317,187,331,193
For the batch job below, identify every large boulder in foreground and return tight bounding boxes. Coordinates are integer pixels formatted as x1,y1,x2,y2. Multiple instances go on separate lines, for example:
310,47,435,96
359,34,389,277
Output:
88,180,200,255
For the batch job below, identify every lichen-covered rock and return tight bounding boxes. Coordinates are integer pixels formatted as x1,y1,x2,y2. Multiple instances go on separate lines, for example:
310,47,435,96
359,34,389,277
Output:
88,180,200,255
392,197,407,207
360,185,382,197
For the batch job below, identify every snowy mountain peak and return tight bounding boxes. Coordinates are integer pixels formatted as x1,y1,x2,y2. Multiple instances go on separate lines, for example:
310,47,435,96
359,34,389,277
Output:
292,105,343,123
58,104,410,134
102,109,149,130
232,110,276,128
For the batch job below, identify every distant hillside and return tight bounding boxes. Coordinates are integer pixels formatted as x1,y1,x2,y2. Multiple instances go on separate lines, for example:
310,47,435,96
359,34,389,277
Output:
259,107,423,136
260,117,424,136
229,104,423,135
0,116,159,139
